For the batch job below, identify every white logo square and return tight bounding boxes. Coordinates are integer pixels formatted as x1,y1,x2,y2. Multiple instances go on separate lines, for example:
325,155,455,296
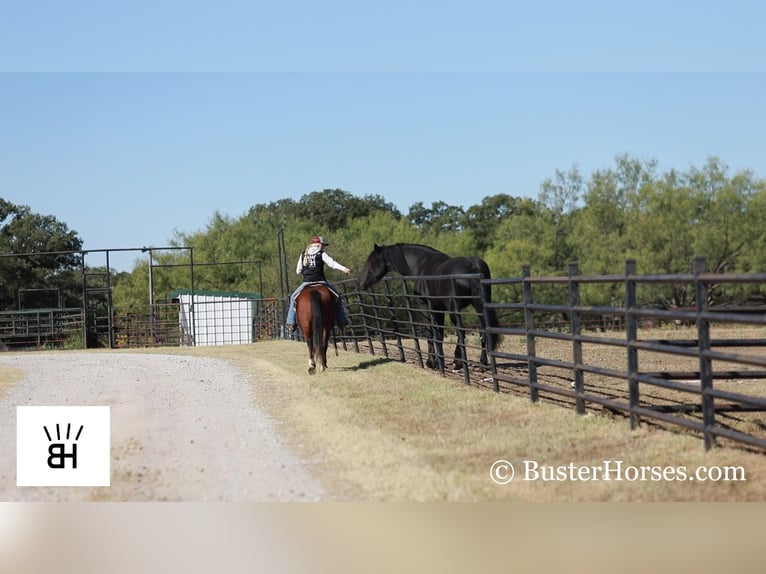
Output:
16,406,110,487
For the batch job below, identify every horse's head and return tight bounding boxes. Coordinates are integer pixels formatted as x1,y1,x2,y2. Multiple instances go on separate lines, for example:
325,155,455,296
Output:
359,243,389,289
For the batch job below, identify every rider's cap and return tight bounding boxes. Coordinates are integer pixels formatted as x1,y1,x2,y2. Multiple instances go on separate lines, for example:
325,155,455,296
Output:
311,235,329,246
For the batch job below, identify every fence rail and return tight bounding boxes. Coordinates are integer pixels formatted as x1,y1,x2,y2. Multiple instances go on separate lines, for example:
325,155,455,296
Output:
1,297,284,350
4,255,764,451
0,308,84,350
337,257,766,452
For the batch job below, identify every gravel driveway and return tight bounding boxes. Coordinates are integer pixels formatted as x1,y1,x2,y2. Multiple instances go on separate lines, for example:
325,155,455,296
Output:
0,352,325,501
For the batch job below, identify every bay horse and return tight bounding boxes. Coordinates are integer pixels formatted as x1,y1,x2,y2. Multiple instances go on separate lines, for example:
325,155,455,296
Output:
295,283,337,375
359,243,500,371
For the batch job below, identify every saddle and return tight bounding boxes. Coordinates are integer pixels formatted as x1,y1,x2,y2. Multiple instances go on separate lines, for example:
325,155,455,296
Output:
295,282,340,303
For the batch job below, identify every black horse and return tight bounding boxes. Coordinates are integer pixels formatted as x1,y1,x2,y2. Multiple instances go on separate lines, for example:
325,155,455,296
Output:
359,243,500,370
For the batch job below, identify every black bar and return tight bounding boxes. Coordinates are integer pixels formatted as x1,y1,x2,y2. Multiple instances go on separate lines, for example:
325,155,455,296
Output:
625,259,640,430
694,257,716,450
522,266,539,402
569,262,585,414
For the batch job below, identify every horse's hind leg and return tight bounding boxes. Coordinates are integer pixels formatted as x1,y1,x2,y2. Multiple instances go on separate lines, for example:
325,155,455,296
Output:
452,342,466,371
450,312,466,371
307,341,317,375
479,333,488,368
478,312,492,369
424,326,439,370
426,311,446,371
315,329,328,373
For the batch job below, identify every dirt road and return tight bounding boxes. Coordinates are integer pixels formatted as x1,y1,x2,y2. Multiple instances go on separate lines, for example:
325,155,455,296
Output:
0,352,326,501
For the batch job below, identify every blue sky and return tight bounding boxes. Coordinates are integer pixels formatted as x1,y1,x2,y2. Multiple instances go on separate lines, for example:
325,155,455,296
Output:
1,1,764,72
1,2,765,270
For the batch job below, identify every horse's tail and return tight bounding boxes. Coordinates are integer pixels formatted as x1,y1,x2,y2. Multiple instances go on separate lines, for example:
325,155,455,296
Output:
311,289,324,351
472,257,502,352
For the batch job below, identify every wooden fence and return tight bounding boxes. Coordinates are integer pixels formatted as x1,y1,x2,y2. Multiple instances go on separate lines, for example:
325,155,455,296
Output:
336,257,766,451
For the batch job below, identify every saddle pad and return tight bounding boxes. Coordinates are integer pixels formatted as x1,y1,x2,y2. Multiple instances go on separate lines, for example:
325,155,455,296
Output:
300,282,340,300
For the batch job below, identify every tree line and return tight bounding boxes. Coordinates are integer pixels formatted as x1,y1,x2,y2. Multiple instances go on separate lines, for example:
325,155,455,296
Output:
2,154,766,312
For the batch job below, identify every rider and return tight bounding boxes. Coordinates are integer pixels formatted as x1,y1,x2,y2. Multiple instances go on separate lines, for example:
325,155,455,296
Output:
285,235,352,333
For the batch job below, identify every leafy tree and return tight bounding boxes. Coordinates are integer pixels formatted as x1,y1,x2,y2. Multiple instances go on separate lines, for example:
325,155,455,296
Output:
539,165,582,272
623,169,698,306
486,207,555,278
571,155,658,273
462,194,535,252
686,159,766,304
407,200,465,234
568,155,766,307
0,199,83,310
686,158,765,274
569,155,659,306
342,211,421,259
299,189,401,233
739,184,766,273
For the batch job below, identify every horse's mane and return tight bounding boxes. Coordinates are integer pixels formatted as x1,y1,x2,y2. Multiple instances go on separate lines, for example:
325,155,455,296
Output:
389,242,445,253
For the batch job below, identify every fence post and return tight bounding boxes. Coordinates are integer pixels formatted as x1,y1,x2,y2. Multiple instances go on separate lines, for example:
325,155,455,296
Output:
522,266,539,402
694,256,716,450
625,259,640,430
356,289,380,356
569,262,585,414
383,280,406,363
338,283,356,352
450,275,471,384
371,286,389,359
483,277,500,393
401,280,425,369
351,283,367,353
422,277,445,375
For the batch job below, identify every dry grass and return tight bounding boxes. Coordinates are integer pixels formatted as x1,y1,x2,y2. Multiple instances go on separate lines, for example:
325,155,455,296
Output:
144,340,766,501
0,364,23,400
490,325,766,441
4,333,763,501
